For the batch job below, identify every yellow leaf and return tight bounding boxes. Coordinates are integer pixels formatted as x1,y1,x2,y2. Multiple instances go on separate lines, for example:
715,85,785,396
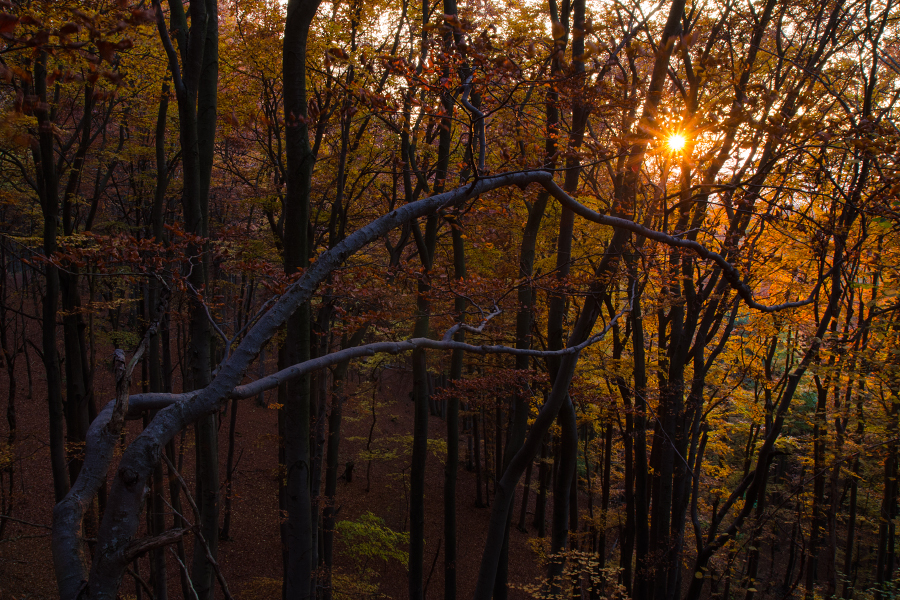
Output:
552,21,566,41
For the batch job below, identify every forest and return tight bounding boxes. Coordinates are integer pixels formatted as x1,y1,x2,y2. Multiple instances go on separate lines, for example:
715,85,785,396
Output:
0,0,898,598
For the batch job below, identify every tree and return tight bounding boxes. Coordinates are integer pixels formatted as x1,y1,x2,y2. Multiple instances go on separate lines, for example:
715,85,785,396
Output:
0,0,894,598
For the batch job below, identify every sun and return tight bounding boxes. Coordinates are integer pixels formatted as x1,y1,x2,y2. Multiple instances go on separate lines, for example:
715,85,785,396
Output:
667,133,687,152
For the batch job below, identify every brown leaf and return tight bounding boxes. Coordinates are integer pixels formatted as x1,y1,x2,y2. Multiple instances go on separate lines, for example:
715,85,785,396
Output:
58,22,80,36
19,14,41,26
129,8,156,24
327,47,350,61
683,29,699,48
10,64,31,84
101,69,123,85
0,12,17,34
12,132,35,149
24,29,48,47
96,40,115,63
551,21,566,41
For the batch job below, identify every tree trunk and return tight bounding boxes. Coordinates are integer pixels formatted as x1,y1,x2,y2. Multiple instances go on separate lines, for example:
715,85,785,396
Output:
444,205,467,600
33,50,70,503
547,397,578,595
281,0,322,597
473,280,609,599
518,459,533,533
534,433,550,537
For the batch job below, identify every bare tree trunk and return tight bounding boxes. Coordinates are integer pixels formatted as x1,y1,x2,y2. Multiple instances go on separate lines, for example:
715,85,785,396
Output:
876,404,898,600
166,439,192,600
474,405,485,508
220,396,239,541
0,244,19,540
630,289,651,600
33,50,70,503
518,460,533,533
805,378,829,600
547,398,578,596
473,284,607,599
599,414,613,569
843,356,868,598
321,329,361,600
534,433,549,537
409,274,434,600
282,0,322,597
443,205,467,600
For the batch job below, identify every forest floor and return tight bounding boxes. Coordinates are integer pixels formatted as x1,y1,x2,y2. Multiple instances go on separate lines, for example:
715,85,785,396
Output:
0,355,543,599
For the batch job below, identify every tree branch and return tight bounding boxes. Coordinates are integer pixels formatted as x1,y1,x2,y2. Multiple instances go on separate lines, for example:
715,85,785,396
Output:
161,454,235,600
123,528,187,563
460,75,486,174
54,166,824,598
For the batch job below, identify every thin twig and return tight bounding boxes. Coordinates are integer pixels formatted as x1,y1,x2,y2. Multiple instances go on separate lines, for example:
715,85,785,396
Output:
442,304,502,341
231,295,278,346
187,281,229,349
168,547,200,600
161,454,235,600
127,565,155,599
0,532,52,543
0,515,52,529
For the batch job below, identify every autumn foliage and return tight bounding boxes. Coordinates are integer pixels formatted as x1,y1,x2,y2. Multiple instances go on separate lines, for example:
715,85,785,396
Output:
0,0,899,599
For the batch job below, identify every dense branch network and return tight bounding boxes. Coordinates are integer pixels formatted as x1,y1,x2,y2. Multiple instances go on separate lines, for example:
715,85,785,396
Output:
51,163,825,598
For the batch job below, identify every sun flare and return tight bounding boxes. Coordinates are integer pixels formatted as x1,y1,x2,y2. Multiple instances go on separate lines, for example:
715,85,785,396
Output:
667,133,687,152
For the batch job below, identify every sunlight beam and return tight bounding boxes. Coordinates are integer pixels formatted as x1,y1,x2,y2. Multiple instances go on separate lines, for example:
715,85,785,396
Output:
667,133,686,152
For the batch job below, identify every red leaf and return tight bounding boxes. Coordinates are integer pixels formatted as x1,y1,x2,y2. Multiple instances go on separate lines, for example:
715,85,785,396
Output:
58,22,80,35
95,40,115,63
130,8,155,24
0,12,17,34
